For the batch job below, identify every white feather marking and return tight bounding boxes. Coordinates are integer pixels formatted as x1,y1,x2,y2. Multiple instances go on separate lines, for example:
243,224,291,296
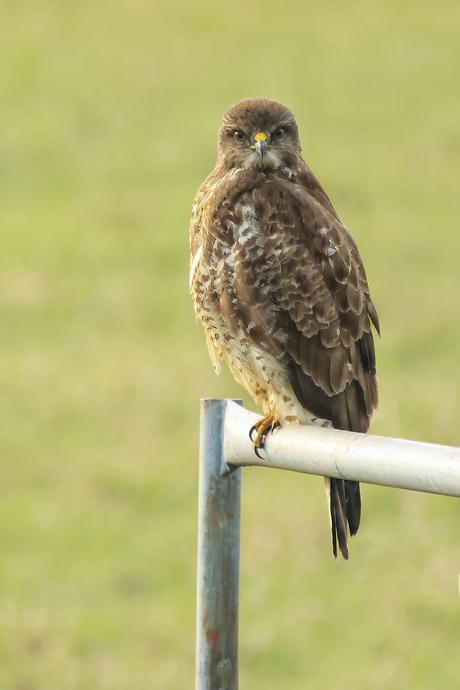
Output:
189,245,203,290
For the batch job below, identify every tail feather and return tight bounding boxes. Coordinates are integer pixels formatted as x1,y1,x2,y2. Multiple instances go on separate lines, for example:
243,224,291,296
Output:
287,359,377,559
326,478,361,559
345,480,361,536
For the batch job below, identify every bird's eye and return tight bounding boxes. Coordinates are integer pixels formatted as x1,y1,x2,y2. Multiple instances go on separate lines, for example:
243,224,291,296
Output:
273,127,285,140
234,130,245,141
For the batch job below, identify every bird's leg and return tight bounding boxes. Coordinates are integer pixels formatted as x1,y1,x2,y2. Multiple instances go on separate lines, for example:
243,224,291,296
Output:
249,412,279,451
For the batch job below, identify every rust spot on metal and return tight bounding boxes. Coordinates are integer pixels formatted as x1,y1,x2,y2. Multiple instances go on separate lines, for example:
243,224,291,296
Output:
204,623,222,686
205,627,220,648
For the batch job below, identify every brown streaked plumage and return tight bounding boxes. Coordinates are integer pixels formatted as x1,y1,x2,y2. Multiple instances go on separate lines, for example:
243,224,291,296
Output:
189,98,379,559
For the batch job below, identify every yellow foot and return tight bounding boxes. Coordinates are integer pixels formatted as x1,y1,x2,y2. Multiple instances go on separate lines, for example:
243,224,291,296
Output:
249,412,279,449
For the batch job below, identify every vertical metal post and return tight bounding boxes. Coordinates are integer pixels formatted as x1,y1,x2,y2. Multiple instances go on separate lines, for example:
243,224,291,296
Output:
196,399,241,690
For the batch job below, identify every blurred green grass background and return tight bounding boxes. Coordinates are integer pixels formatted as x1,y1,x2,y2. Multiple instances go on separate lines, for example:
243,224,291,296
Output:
1,0,460,687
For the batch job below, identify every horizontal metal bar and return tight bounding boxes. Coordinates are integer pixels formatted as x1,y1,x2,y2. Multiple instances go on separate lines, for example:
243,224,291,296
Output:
223,400,460,498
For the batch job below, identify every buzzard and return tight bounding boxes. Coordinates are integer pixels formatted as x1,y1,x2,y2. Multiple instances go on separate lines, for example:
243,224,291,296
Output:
189,98,379,559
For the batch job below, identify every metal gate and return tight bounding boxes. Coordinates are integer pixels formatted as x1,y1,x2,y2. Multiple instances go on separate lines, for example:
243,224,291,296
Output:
196,398,460,689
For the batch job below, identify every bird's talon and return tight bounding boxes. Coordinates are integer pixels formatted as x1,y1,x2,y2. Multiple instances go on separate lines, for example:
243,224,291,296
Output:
249,412,277,449
254,445,264,460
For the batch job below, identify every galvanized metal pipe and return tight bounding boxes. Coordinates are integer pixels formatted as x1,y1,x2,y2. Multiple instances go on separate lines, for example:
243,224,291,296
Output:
196,399,241,690
223,400,460,498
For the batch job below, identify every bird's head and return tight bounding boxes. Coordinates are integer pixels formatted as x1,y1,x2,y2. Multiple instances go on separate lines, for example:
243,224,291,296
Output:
217,98,302,172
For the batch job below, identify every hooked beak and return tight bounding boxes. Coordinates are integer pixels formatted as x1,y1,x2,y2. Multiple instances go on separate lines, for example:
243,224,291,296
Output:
254,132,268,159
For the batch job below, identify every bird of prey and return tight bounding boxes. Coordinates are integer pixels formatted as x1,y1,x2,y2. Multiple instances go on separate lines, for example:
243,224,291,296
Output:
189,98,379,559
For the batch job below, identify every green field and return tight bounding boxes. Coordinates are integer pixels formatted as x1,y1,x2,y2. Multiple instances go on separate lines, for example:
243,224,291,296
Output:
1,1,460,687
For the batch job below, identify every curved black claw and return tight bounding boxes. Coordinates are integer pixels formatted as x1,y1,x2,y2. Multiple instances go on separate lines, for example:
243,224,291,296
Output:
249,424,257,442
254,444,264,459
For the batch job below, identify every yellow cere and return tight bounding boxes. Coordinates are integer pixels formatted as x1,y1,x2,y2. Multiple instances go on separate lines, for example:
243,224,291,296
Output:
254,132,267,142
